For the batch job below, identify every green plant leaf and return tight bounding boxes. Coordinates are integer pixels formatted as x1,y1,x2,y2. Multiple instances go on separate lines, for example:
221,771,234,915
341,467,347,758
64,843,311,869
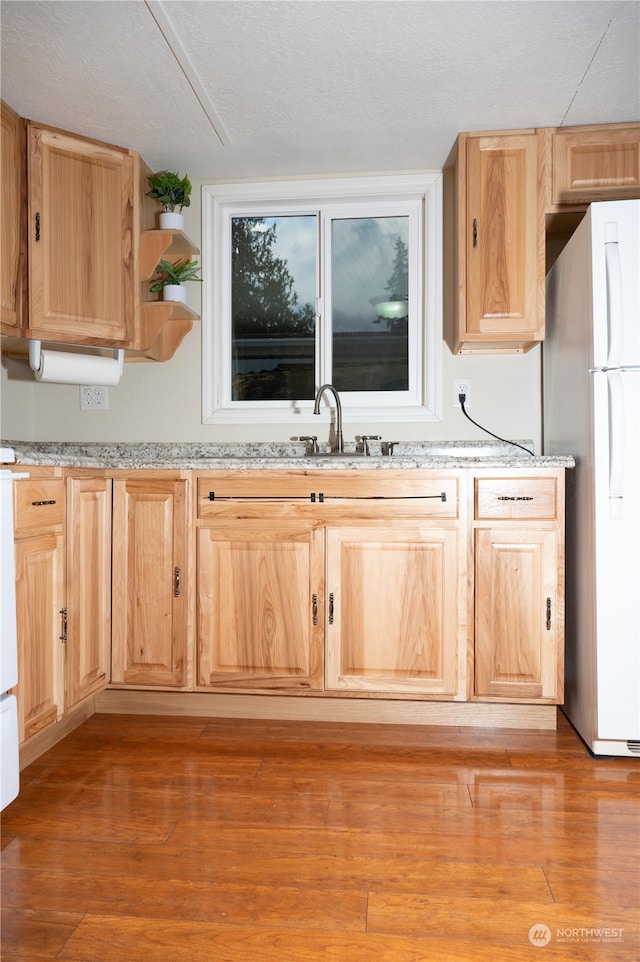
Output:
146,171,192,211
149,258,202,292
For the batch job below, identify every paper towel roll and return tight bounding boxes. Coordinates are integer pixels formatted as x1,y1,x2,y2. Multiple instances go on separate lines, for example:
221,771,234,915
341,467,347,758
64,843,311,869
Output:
34,351,122,386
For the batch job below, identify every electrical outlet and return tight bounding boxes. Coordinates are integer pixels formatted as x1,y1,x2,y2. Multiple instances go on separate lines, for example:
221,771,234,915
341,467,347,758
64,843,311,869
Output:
80,385,109,411
453,378,471,407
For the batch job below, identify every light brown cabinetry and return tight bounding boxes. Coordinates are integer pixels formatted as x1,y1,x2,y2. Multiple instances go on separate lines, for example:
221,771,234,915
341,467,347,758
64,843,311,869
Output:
12,474,65,742
448,122,640,354
27,123,136,346
1,100,199,362
12,471,114,745
111,476,190,688
196,470,467,698
136,230,200,361
1,101,27,335
473,472,564,703
198,520,324,690
65,476,112,707
546,123,640,208
325,523,462,696
449,130,545,355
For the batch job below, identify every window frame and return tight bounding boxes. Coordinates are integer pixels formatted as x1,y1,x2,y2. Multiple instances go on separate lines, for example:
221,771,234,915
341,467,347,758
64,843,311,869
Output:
202,173,443,424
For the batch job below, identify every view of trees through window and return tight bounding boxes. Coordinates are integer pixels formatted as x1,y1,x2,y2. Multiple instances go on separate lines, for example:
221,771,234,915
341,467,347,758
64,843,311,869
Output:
231,214,410,401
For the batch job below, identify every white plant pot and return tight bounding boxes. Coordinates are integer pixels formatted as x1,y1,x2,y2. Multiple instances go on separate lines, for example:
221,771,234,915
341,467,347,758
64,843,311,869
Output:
163,284,187,304
159,211,185,231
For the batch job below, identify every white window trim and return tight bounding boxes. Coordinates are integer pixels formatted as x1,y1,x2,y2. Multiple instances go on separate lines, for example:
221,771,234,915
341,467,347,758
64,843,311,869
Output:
201,173,443,425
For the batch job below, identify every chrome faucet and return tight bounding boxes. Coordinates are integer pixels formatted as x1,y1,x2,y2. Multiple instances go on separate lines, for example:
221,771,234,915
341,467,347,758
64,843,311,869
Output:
313,384,344,454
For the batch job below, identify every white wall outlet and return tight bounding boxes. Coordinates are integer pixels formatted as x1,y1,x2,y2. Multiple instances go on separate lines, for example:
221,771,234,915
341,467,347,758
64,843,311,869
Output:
453,378,471,407
80,385,109,411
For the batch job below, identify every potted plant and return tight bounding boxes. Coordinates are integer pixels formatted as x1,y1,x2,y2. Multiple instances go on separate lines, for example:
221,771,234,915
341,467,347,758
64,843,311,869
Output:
146,171,192,229
149,258,202,304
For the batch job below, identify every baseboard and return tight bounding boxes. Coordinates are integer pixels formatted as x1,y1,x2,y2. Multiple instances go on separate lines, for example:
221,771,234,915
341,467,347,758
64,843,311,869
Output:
95,689,558,730
19,697,96,770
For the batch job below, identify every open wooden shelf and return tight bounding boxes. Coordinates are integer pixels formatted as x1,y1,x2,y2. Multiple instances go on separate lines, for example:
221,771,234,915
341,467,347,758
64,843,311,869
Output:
136,300,198,360
140,230,200,280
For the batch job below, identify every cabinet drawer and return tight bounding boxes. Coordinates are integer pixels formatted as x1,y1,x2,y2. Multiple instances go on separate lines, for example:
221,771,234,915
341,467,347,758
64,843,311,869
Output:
14,478,65,532
198,472,459,520
475,477,557,520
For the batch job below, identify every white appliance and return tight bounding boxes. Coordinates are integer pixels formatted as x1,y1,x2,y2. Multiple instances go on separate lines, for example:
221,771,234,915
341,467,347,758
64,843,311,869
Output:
543,199,640,757
1,451,26,809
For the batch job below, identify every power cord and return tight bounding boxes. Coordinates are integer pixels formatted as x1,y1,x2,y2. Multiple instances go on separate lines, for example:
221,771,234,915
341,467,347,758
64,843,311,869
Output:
458,393,534,456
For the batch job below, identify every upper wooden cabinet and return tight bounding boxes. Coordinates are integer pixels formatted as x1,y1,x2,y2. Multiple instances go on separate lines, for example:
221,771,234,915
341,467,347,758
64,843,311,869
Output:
27,124,136,346
447,122,640,354
545,123,640,209
448,130,545,355
1,101,200,361
1,101,27,335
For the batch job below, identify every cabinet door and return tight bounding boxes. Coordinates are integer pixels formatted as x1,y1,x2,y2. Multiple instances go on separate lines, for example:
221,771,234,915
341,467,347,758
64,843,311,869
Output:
1,100,26,334
552,125,640,205
14,532,65,741
197,521,324,690
66,477,112,707
325,524,463,696
27,124,134,345
475,528,561,701
461,132,544,350
111,479,188,687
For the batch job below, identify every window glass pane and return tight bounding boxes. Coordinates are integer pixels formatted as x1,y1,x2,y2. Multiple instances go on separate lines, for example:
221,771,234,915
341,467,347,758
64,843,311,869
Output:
231,215,317,400
331,216,409,393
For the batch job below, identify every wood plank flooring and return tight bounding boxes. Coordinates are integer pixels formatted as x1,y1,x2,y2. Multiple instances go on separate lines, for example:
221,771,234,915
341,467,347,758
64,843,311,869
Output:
1,710,639,961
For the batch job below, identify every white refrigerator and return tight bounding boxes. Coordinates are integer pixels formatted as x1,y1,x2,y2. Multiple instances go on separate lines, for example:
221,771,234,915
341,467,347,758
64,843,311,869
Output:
543,199,640,757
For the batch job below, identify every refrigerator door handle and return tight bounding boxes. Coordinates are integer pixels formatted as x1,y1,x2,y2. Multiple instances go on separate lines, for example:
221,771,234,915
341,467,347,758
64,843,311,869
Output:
605,226,623,368
608,371,625,517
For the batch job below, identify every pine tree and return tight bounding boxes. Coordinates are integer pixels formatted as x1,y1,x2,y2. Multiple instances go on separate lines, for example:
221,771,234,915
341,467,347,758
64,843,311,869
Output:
232,218,315,337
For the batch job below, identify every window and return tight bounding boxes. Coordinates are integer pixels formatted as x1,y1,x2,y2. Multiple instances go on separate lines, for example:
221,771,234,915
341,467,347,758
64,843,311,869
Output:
202,174,442,424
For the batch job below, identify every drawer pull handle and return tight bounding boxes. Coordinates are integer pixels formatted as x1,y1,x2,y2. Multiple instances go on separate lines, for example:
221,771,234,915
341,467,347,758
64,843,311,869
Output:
60,607,67,642
329,592,334,625
174,567,181,597
32,499,57,506
497,496,534,501
312,593,318,626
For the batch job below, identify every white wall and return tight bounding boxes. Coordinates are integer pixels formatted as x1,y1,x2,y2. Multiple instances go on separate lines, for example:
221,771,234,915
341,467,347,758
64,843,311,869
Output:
1,181,542,451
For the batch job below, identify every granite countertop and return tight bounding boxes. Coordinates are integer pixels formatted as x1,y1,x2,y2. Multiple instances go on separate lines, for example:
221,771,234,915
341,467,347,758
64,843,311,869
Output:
1,440,575,470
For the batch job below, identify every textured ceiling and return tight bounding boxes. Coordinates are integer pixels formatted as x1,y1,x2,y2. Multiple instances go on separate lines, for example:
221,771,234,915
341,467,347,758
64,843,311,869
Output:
1,0,638,180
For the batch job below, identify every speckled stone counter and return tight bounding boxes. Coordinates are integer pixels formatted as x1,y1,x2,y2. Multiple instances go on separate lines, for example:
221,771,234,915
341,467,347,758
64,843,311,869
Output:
1,440,575,470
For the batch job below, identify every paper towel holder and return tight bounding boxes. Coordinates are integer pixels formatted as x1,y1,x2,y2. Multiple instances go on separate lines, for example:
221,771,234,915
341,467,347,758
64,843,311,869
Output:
28,340,125,383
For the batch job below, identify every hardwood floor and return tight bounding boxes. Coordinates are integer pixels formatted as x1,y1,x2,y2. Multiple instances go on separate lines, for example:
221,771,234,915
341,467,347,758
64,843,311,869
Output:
1,710,639,961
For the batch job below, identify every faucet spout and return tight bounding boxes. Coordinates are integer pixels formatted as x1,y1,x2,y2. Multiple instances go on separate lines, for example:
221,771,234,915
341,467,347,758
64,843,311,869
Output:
313,384,344,454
